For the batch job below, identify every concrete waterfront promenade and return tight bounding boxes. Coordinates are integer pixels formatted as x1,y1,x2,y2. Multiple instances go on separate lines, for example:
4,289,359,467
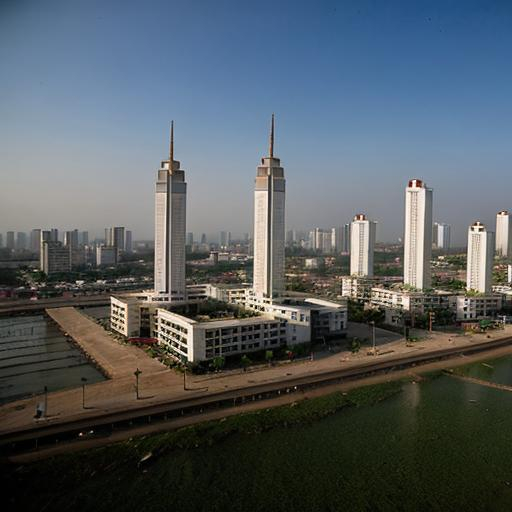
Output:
46,308,167,379
2,309,512,449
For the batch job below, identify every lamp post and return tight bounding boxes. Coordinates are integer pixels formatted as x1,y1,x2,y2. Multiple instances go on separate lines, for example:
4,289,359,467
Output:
134,368,142,399
43,385,48,417
370,321,376,355
81,377,88,409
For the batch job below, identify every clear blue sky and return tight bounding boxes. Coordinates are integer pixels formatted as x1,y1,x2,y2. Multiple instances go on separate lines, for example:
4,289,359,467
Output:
1,0,511,244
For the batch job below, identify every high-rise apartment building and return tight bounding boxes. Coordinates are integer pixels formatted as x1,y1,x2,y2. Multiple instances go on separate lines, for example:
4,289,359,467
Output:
350,214,376,277
433,222,451,250
154,122,187,299
81,231,89,246
403,179,433,290
466,221,494,294
495,210,512,257
253,115,285,298
186,232,194,246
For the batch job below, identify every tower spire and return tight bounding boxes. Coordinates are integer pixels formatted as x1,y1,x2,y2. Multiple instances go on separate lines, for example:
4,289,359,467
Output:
169,120,174,171
269,113,274,158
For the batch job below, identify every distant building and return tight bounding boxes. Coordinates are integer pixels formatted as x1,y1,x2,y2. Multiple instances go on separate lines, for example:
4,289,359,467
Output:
6,231,15,250
331,227,343,253
433,222,451,250
41,241,71,274
342,223,351,253
219,231,231,248
0,233,3,248
200,233,207,244
186,232,194,246
305,257,323,269
96,245,118,266
404,178,433,290
125,230,132,252
466,221,494,294
16,232,27,250
253,115,285,298
39,231,51,269
495,210,512,257
50,229,59,242
64,229,79,249
30,229,41,253
350,214,376,277
81,231,89,246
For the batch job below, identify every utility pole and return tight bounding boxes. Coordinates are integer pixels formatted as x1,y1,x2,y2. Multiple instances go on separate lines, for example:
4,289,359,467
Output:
183,368,187,390
134,368,142,399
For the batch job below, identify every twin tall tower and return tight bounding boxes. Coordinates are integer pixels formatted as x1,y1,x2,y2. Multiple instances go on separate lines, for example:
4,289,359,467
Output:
153,117,285,300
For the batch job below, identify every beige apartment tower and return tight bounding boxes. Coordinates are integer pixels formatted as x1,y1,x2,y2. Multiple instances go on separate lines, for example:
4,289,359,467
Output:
403,179,433,290
350,214,376,277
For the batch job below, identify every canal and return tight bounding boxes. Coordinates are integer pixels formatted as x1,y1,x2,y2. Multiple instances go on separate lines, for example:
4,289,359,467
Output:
0,310,107,405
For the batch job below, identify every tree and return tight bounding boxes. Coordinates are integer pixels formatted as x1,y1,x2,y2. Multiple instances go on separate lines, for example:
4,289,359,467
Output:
212,356,225,372
265,350,273,365
350,337,361,353
240,355,251,370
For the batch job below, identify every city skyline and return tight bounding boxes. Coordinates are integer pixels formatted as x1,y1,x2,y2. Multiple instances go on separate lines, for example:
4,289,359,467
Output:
2,2,512,244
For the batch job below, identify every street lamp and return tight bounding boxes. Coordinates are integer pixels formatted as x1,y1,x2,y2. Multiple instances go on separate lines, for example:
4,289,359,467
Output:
134,368,142,399
81,377,88,409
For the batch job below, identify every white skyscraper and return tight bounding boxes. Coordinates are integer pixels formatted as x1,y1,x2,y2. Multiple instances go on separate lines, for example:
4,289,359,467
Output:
433,222,451,250
403,179,433,290
350,214,376,277
495,210,512,257
253,115,285,298
154,122,187,299
466,221,494,294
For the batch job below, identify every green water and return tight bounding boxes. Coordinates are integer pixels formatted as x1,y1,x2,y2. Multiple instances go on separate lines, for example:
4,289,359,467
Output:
8,358,512,512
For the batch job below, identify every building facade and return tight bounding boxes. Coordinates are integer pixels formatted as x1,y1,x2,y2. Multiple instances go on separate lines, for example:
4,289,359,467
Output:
466,221,494,294
495,210,511,257
433,222,451,250
350,214,376,277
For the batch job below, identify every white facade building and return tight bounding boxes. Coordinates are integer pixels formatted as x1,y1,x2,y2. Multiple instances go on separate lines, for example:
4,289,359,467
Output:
433,222,451,250
495,210,512,257
350,214,376,277
466,221,494,294
154,122,187,300
253,115,285,298
403,179,433,290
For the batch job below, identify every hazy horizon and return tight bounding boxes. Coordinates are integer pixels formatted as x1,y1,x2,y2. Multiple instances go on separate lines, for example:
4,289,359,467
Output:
2,1,511,245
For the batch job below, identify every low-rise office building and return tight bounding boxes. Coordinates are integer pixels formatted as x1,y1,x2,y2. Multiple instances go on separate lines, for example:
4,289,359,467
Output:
110,285,347,363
